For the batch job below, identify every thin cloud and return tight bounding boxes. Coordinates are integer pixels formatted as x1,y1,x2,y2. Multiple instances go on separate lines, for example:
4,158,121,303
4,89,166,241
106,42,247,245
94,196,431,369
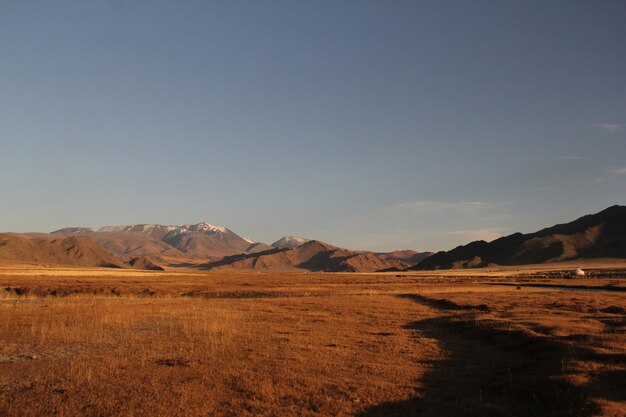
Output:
382,201,492,212
609,167,626,175
594,123,624,133
590,177,603,183
557,156,584,160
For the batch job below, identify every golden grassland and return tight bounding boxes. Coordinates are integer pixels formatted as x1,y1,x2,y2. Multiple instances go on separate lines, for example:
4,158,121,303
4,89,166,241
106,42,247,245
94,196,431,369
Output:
0,266,625,416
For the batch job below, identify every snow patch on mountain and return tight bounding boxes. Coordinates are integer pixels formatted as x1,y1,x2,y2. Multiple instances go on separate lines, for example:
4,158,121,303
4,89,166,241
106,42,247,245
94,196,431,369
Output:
188,223,228,234
96,224,179,234
271,236,310,248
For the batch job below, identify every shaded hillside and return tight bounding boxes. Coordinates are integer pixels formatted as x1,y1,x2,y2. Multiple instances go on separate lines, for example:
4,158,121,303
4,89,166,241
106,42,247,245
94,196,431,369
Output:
376,250,433,266
128,256,165,271
0,234,128,268
200,240,420,272
245,242,274,253
197,247,289,270
415,205,626,269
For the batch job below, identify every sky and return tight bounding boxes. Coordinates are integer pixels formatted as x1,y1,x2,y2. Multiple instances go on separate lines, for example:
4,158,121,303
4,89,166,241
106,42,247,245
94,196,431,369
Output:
1,1,625,252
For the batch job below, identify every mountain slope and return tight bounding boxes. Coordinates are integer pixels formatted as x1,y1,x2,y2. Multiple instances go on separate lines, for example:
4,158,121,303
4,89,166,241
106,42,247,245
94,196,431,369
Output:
58,231,185,258
128,256,165,271
0,234,128,268
200,240,414,272
271,236,310,249
53,223,265,259
414,205,626,269
161,223,256,257
56,224,180,240
244,242,274,253
375,250,434,266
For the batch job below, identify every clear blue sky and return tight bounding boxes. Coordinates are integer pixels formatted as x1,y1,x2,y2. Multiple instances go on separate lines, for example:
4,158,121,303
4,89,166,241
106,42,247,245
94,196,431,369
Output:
1,1,625,251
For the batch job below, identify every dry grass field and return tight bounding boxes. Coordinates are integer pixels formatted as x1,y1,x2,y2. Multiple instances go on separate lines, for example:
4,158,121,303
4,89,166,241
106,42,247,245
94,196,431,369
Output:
0,266,625,416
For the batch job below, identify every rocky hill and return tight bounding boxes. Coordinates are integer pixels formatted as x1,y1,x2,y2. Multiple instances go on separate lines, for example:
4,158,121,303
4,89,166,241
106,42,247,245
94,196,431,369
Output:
414,205,626,269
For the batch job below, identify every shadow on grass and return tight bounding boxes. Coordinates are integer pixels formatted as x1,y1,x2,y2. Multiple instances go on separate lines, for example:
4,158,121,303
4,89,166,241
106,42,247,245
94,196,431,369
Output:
358,294,624,417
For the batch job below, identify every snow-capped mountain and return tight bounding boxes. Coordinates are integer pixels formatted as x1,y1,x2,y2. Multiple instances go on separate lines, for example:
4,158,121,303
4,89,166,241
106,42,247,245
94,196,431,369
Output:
96,224,178,234
52,223,269,258
271,236,310,249
162,223,229,240
56,224,179,239
47,223,433,270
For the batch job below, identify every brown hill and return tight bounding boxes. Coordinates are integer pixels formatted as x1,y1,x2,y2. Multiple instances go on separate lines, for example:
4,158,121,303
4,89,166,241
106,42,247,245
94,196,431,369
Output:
245,242,274,253
200,240,412,272
58,231,185,258
330,252,393,272
375,250,433,268
127,256,165,271
414,205,626,270
0,234,128,268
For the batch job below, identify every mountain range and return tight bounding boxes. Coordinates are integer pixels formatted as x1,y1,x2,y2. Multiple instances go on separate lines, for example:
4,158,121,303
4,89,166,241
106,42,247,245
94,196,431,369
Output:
2,205,625,271
414,205,626,269
52,223,273,259
4,223,430,272
197,240,430,272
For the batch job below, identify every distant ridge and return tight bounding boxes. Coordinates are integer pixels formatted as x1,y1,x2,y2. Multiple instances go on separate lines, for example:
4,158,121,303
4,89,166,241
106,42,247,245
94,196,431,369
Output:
53,223,267,258
376,250,433,266
44,223,430,269
0,234,128,268
414,205,626,270
7,206,625,271
201,240,430,272
271,236,310,249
